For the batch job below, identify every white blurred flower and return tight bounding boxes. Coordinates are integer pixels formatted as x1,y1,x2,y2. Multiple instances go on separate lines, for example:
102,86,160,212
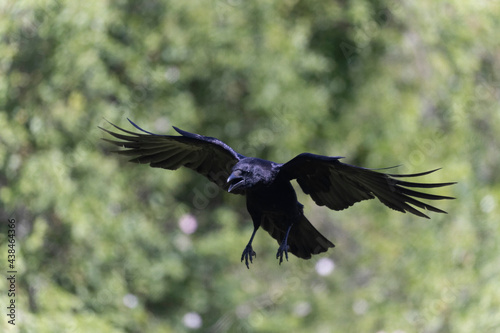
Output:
179,214,198,234
123,294,138,309
315,258,335,276
183,312,202,329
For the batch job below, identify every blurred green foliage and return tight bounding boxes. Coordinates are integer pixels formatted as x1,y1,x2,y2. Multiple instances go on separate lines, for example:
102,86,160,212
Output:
1,0,499,332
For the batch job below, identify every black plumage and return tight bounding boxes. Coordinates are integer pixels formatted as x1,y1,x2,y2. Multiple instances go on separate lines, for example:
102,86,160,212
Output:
100,119,456,268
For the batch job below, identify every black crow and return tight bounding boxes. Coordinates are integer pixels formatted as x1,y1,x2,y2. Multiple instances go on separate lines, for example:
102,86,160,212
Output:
100,119,455,268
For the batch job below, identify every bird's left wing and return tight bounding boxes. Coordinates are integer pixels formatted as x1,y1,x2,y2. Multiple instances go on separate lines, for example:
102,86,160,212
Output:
278,153,456,218
99,119,245,193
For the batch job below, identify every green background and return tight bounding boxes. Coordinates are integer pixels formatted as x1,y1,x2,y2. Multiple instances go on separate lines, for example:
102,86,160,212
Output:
1,0,499,332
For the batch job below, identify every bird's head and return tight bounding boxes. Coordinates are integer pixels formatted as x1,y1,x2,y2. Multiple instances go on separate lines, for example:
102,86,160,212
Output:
227,158,277,193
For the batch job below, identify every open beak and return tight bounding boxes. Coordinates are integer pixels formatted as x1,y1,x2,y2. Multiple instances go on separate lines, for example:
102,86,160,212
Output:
227,173,244,193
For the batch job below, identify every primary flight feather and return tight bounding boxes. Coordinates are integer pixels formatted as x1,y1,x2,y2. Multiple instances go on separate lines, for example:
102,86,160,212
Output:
100,119,456,268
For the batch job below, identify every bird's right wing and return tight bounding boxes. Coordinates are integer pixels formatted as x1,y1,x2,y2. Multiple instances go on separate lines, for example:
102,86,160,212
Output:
278,153,456,218
99,119,245,193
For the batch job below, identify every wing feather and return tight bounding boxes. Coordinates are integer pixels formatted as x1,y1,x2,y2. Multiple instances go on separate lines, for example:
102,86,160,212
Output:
99,119,244,192
278,153,455,218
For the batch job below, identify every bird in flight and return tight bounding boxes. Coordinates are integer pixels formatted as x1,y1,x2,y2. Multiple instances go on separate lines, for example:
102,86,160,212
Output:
100,119,455,268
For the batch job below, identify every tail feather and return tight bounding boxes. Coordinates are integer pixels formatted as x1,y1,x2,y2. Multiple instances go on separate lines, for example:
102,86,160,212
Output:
288,214,335,259
261,214,334,259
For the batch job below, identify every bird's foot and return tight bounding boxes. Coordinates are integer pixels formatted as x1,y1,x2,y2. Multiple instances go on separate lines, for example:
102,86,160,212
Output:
241,244,256,269
276,243,290,265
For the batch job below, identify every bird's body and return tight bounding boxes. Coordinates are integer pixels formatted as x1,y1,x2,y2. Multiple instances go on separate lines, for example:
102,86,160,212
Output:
100,119,455,268
228,157,334,264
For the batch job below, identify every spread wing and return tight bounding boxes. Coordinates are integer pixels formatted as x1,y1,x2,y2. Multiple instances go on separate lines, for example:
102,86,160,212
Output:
278,153,456,218
99,119,245,193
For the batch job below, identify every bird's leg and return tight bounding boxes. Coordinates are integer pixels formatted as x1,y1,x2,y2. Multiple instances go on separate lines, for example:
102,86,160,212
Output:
276,224,293,265
241,227,258,269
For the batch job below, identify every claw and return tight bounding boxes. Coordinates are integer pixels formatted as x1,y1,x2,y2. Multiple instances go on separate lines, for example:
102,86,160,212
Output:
276,244,289,265
241,245,257,269
276,224,292,265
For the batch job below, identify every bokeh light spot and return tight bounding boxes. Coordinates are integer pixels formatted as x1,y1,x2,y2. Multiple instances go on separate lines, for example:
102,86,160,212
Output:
183,312,202,329
315,258,335,276
179,214,198,234
123,294,138,309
